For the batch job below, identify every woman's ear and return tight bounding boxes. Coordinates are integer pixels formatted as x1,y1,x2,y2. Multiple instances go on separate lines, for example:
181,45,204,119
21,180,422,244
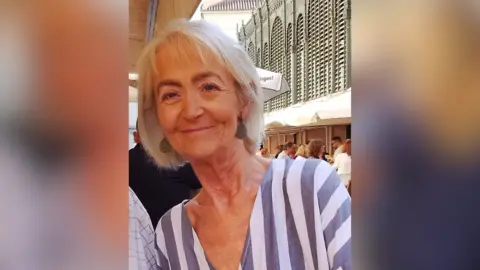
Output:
239,101,251,120
239,80,256,119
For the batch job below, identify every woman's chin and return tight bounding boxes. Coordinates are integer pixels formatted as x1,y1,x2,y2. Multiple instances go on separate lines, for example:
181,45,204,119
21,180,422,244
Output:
179,147,216,162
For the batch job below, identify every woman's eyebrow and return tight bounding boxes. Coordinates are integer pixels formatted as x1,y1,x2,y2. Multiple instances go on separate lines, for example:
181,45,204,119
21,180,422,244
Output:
157,79,182,90
191,71,224,84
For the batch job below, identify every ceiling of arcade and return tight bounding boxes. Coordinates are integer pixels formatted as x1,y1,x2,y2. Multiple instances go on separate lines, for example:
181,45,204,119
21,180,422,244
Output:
129,0,201,84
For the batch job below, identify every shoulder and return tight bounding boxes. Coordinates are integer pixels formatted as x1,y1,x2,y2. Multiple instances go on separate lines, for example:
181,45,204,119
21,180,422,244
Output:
155,201,185,236
129,188,148,217
154,202,186,264
177,163,202,189
129,145,141,159
177,162,196,177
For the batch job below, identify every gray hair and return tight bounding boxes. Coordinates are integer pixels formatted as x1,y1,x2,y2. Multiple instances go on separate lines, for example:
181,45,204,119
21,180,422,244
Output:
136,19,264,168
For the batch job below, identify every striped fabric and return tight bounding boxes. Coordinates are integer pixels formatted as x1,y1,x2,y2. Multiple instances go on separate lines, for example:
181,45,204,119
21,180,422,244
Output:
155,158,351,270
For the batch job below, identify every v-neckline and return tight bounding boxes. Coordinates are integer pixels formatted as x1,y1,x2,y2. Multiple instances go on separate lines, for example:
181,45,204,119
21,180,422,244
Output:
180,161,274,269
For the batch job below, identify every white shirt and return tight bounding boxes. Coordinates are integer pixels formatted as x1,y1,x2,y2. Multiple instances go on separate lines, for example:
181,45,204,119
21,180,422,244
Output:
333,145,344,159
277,151,289,159
333,152,351,185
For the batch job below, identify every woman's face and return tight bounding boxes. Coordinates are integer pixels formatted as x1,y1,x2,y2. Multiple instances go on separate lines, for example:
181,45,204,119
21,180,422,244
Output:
154,43,244,161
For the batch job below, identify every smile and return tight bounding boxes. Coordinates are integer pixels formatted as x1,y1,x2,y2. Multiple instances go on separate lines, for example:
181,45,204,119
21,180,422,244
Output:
180,126,214,133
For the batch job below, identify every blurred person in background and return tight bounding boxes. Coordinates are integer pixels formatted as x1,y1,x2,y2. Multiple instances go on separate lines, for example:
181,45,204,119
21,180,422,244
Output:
333,139,351,188
255,145,269,157
255,144,264,156
130,120,201,228
137,19,351,270
277,141,295,159
129,188,157,270
274,144,283,158
289,144,297,159
307,140,323,159
294,144,307,159
331,136,344,161
260,148,268,157
320,147,330,162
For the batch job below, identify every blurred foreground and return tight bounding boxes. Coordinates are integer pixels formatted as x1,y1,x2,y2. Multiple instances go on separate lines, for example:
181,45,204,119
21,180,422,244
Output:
354,1,480,270
0,1,128,269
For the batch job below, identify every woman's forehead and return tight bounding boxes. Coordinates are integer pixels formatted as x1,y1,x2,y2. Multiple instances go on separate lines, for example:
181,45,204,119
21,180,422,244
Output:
154,35,222,70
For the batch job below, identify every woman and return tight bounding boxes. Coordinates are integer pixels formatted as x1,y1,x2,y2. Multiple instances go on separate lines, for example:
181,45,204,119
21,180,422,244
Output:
294,144,307,159
319,144,330,162
333,139,352,188
307,140,323,159
137,19,351,270
274,144,283,158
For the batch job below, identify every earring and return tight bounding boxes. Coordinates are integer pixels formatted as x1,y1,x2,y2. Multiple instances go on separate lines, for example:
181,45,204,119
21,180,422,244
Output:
159,138,172,153
235,118,248,139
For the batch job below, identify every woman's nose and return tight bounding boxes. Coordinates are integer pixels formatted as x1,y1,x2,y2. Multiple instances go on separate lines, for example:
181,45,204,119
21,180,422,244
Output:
181,91,203,120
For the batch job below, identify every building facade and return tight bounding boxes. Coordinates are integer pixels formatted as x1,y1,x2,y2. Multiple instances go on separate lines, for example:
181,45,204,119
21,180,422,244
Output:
238,0,351,153
200,0,260,41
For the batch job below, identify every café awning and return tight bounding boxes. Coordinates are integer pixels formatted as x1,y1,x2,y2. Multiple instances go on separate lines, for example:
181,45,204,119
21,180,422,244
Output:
264,88,351,127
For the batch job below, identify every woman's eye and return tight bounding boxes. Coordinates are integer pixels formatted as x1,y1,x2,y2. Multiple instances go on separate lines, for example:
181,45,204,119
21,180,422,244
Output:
161,92,179,101
202,83,219,92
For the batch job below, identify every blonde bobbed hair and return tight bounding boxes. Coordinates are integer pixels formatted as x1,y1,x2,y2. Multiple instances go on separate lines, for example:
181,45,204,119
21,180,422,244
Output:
295,144,308,158
136,19,264,168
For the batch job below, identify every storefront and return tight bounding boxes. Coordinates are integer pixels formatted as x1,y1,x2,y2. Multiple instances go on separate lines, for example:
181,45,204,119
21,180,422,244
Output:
264,119,351,155
262,89,351,154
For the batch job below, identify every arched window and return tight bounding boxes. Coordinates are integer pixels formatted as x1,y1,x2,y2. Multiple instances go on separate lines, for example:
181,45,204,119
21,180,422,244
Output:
269,17,286,111
270,17,284,74
295,14,305,103
262,42,269,69
256,48,261,67
286,23,293,106
247,42,256,64
334,0,348,93
262,42,269,111
307,0,326,100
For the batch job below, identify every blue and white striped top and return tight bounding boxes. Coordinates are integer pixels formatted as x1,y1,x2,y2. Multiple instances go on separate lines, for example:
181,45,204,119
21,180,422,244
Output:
155,158,351,270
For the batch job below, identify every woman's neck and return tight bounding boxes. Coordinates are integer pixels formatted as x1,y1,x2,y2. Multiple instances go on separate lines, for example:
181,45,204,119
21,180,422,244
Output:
189,142,269,207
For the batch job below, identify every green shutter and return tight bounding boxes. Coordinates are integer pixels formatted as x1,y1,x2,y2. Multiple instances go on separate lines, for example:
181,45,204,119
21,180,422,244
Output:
334,0,348,93
269,17,286,112
248,42,256,64
286,23,293,107
295,14,304,103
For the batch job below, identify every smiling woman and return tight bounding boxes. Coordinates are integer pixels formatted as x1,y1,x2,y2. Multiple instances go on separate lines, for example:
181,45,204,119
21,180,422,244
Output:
136,19,351,270
137,19,263,168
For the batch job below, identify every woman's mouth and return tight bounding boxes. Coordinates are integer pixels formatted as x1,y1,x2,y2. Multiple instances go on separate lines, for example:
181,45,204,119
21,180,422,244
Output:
180,126,214,133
